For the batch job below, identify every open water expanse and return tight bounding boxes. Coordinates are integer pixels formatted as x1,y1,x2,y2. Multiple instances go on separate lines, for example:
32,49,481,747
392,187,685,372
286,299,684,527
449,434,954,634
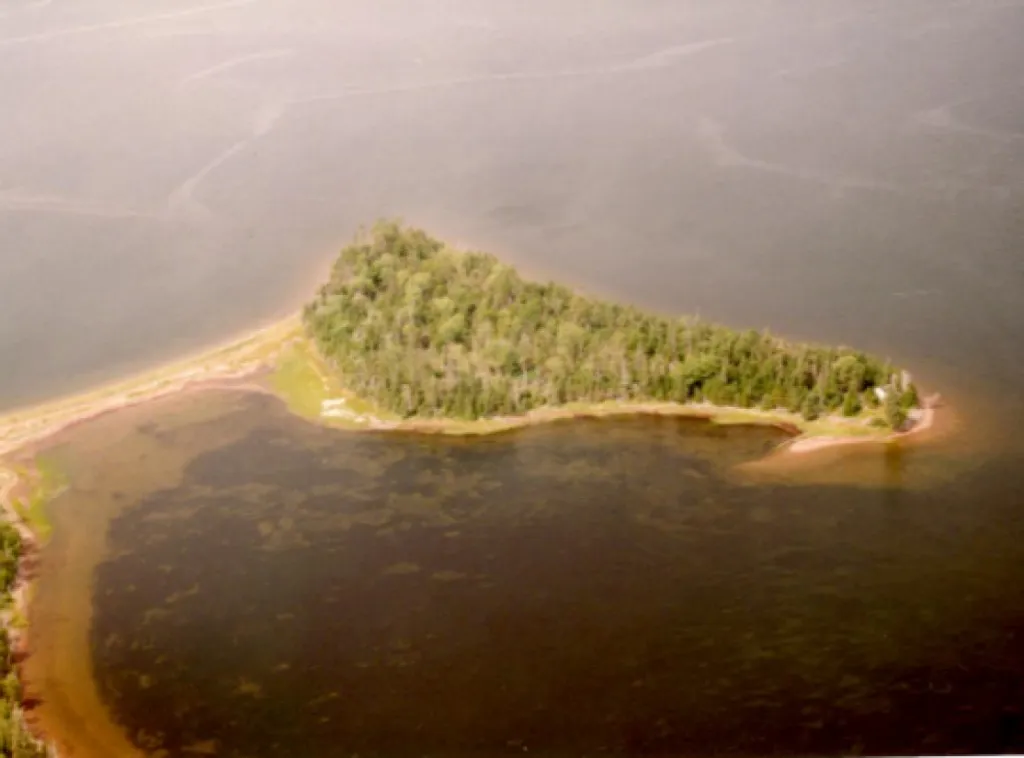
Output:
4,0,1024,755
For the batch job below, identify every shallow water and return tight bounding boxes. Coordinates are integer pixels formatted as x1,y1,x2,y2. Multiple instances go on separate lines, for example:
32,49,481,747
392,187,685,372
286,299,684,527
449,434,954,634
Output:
24,390,1024,756
6,0,1024,754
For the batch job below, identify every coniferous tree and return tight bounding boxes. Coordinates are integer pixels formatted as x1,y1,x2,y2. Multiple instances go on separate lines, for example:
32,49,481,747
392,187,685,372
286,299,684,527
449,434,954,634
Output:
304,222,915,429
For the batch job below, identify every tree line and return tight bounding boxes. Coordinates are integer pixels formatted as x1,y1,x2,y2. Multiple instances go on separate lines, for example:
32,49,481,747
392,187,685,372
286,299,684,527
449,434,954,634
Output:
0,522,46,757
304,222,917,427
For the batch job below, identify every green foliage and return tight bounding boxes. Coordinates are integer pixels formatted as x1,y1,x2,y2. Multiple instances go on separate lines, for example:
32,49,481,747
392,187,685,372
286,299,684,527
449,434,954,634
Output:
304,222,915,426
0,529,17,600
901,382,920,410
270,343,328,419
10,455,67,545
0,521,46,757
801,391,823,421
884,391,908,430
842,390,862,418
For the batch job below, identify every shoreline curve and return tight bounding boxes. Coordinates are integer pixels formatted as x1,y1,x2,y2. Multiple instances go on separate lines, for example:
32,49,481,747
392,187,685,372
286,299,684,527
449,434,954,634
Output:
0,313,943,755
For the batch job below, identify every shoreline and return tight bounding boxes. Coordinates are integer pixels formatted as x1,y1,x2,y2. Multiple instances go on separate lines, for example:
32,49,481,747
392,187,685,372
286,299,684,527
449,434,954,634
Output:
783,403,936,454
0,316,300,461
0,313,941,755
0,313,934,464
0,317,302,756
0,468,50,756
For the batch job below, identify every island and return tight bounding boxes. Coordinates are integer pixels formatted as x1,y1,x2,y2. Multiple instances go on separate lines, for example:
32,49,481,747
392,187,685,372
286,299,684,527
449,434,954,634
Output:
0,221,935,756
302,222,921,433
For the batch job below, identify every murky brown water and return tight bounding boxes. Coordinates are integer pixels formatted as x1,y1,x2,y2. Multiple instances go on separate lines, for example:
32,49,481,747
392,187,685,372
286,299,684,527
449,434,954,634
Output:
24,388,1024,757
5,1,1024,754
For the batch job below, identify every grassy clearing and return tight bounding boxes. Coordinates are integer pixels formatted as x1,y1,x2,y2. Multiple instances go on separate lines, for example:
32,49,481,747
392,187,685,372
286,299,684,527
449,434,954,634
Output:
262,336,896,444
699,408,795,428
270,337,399,427
799,418,884,438
703,404,892,439
8,606,26,630
9,453,69,544
270,342,329,419
375,399,896,442
710,408,885,437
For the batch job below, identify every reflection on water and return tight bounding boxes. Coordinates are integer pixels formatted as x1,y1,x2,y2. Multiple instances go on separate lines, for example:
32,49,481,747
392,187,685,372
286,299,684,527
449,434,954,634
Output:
28,391,1024,756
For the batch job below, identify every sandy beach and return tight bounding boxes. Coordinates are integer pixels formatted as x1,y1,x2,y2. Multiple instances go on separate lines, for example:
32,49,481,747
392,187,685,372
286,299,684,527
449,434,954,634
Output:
0,313,942,471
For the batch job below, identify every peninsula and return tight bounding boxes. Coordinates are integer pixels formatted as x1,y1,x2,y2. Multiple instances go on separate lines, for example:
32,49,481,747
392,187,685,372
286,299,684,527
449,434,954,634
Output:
0,221,934,756
303,222,921,433
0,222,930,460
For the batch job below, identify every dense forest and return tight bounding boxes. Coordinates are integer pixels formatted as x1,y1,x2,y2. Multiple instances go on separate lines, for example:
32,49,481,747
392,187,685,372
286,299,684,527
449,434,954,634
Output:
304,222,917,428
0,523,45,757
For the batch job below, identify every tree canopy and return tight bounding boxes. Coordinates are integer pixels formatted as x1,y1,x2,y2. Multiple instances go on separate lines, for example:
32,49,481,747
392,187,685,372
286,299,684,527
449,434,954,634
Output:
0,522,45,757
304,222,916,426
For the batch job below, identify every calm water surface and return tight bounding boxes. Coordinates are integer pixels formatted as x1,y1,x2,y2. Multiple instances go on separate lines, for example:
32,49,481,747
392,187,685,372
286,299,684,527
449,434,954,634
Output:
5,0,1024,755
25,390,1024,756
1,0,1023,405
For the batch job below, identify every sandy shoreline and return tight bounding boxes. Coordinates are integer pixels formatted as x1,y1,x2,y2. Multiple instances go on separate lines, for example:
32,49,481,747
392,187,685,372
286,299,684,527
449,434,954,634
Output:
0,313,935,464
0,314,941,756
0,319,300,756
0,311,943,476
784,402,938,454
0,317,300,461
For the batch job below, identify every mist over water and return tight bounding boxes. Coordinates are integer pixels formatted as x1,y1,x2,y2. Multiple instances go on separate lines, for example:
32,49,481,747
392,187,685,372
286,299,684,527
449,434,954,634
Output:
6,1,1024,755
1,0,1022,409
35,393,1024,756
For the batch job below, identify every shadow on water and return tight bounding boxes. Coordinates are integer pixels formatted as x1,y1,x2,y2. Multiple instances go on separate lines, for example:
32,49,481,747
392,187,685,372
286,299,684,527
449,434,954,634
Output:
24,390,1024,757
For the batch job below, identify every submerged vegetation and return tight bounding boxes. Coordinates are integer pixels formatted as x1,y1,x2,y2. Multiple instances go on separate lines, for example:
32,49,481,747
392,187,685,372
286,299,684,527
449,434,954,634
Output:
305,222,918,426
0,224,935,758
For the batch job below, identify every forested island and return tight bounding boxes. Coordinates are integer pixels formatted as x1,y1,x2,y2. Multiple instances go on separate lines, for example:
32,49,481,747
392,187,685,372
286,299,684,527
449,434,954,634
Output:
0,222,937,758
0,221,935,756
304,222,919,429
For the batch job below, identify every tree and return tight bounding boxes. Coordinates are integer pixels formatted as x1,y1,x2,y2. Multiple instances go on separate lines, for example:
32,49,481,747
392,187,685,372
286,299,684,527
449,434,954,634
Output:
884,391,907,430
303,222,915,423
801,391,823,421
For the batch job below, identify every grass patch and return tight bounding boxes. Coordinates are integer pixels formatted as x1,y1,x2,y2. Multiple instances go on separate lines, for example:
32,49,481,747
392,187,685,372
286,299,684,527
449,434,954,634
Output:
265,334,398,427
709,407,890,439
708,409,794,427
26,492,52,542
36,453,68,491
799,418,884,438
8,606,27,629
11,454,69,543
270,342,329,419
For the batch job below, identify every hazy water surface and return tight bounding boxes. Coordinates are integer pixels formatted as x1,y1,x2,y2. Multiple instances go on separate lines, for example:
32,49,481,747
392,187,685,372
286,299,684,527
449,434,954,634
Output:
1,0,1023,408
6,1,1024,756
27,392,1024,756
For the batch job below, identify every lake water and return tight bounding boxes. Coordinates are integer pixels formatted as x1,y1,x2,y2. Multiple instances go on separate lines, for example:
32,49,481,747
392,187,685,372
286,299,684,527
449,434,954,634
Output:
5,0,1024,755
23,387,1024,756
1,0,1022,407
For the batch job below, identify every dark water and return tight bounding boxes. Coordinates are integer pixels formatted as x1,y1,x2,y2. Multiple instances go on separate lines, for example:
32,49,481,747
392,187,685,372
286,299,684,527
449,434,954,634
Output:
76,394,1024,757
7,1,1024,754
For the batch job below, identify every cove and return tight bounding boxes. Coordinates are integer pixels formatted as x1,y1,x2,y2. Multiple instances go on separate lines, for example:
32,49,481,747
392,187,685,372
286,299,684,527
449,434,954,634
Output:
24,388,1024,756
